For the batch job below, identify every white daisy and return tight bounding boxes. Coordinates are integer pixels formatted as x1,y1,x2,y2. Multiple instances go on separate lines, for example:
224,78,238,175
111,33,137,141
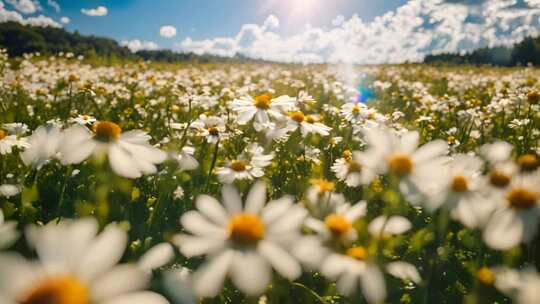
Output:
0,128,27,155
492,267,540,304
363,128,449,207
69,114,97,126
174,182,306,297
340,102,368,123
230,93,296,131
190,114,226,144
59,121,167,179
0,218,169,304
286,111,332,137
175,146,199,171
331,150,377,187
215,144,273,184
483,173,540,250
21,124,62,169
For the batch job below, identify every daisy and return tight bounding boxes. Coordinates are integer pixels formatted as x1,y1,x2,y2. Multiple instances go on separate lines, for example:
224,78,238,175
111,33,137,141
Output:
483,173,540,250
305,201,367,246
367,215,412,238
69,114,97,126
0,128,27,155
3,123,29,136
362,128,449,207
190,114,226,144
59,121,167,179
286,111,332,137
303,179,347,220
230,93,296,130
431,155,496,228
21,124,62,169
215,144,273,184
331,150,377,187
491,267,540,304
340,102,368,123
174,182,306,297
0,209,19,250
0,218,168,304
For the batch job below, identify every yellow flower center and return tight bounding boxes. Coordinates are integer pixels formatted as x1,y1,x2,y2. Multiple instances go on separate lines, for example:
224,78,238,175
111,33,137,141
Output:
527,90,540,104
253,93,272,110
517,154,538,172
228,213,265,245
18,275,89,304
93,121,122,142
388,153,413,176
489,170,510,188
68,74,80,82
451,175,469,193
289,111,305,123
230,160,248,172
477,267,495,285
507,188,538,210
351,105,362,114
324,214,352,236
348,161,362,173
346,246,367,261
0,130,6,140
342,150,353,161
309,178,335,193
207,127,219,136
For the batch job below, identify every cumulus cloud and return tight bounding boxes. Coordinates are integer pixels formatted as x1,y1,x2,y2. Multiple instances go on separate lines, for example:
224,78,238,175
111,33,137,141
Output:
177,0,540,64
81,6,107,17
5,0,38,14
0,1,61,27
60,16,69,24
160,25,177,38
121,39,159,52
47,0,60,13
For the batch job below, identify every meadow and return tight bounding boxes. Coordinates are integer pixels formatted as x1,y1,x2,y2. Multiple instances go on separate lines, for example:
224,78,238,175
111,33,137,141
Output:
0,50,539,303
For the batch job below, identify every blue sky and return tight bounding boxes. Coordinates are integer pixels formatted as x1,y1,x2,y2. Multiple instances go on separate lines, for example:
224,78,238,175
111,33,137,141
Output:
9,0,408,46
1,0,540,64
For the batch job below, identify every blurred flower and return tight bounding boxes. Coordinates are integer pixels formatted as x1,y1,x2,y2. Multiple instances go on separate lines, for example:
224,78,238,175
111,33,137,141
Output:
174,182,306,297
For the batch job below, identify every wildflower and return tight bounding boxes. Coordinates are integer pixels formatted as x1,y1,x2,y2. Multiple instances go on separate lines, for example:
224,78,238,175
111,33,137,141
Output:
175,146,199,171
190,114,226,143
21,124,62,169
363,129,448,206
69,114,97,126
215,144,273,184
174,182,306,297
483,174,540,250
286,111,332,137
331,150,376,187
0,218,169,303
231,94,296,130
59,122,167,179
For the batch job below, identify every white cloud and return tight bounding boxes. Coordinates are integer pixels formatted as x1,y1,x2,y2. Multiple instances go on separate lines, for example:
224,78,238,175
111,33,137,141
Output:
177,0,540,64
5,0,37,14
121,39,159,52
0,1,61,27
160,25,177,38
47,0,60,13
60,16,70,24
81,6,107,17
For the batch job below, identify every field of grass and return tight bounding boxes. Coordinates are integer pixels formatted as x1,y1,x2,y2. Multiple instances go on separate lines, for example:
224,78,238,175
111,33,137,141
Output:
0,50,539,303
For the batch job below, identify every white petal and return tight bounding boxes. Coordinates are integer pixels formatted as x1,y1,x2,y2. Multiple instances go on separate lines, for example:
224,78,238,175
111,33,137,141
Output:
361,264,386,303
245,181,267,214
258,241,301,280
138,243,174,271
221,185,242,214
109,144,142,178
173,235,225,257
230,251,271,296
102,292,169,304
192,250,234,297
386,261,421,284
91,265,149,301
77,224,128,282
483,209,523,250
196,195,229,226
180,211,227,237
